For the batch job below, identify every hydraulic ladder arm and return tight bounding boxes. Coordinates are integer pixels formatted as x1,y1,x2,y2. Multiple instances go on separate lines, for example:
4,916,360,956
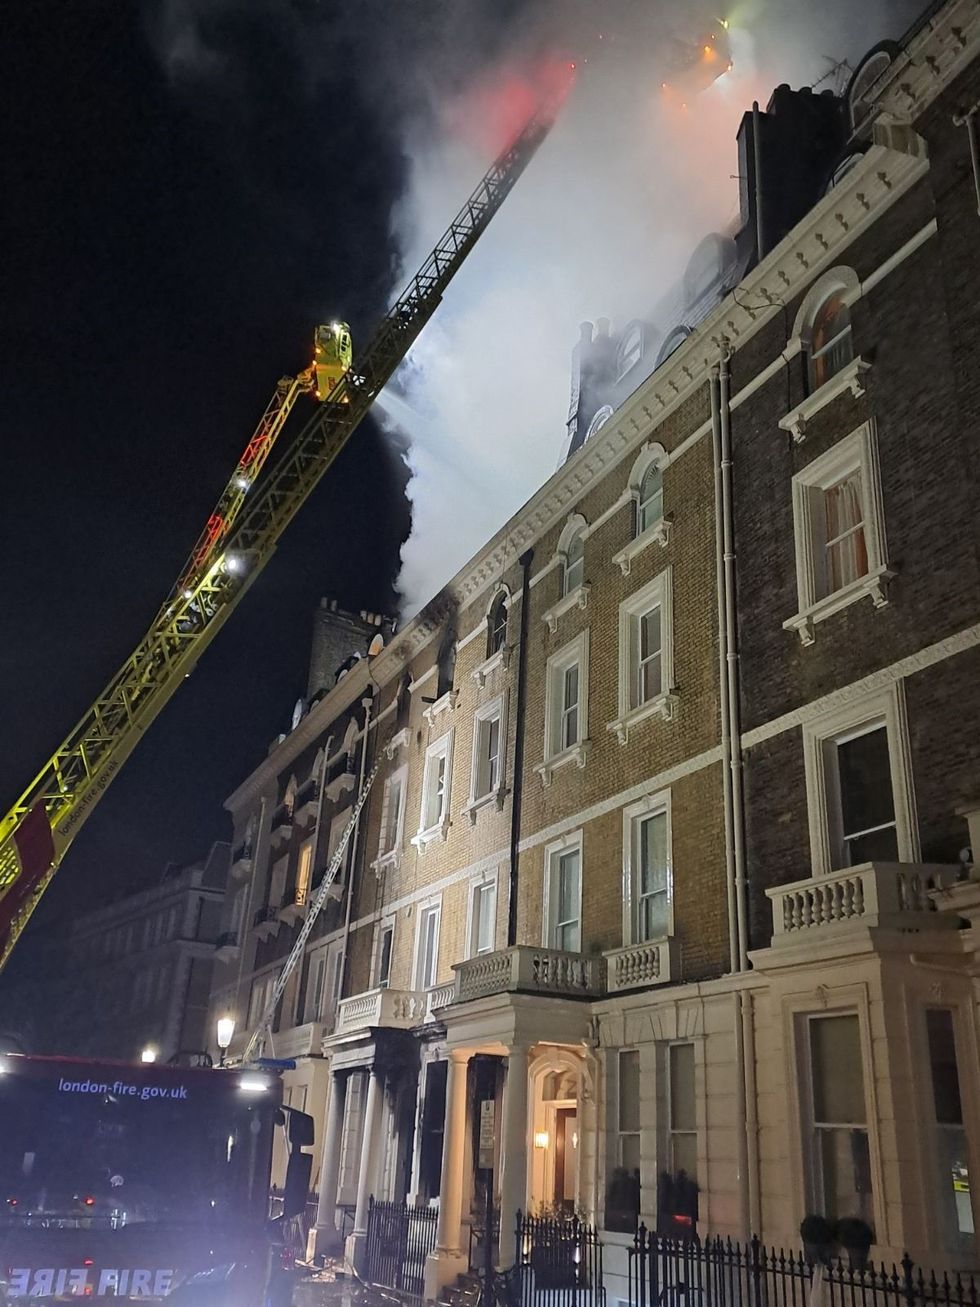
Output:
0,97,560,970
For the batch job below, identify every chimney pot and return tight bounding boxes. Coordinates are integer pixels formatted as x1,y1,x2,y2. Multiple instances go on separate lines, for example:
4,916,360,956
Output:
579,321,594,344
596,317,610,337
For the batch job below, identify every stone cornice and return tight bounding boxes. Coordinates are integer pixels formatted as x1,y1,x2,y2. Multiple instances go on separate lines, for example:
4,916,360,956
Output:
873,0,980,126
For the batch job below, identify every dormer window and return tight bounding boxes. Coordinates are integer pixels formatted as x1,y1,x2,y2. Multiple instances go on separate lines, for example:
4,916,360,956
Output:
617,324,643,381
487,592,508,657
636,463,664,537
808,291,853,392
586,405,614,442
563,528,585,597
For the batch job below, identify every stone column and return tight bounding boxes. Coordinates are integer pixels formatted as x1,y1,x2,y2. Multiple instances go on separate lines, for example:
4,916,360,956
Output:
345,1068,385,1273
307,1070,347,1261
423,1050,472,1300
497,1043,530,1268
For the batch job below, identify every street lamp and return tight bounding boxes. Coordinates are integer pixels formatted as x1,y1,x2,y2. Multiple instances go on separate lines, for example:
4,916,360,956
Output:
216,1016,235,1067
140,1046,157,1064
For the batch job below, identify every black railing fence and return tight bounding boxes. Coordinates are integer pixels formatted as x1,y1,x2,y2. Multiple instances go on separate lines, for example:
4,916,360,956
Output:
366,1197,439,1299
268,1187,318,1255
515,1212,606,1307
471,1208,501,1272
629,1226,980,1307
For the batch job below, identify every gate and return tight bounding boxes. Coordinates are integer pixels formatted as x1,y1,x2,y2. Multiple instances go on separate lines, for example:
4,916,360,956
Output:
515,1212,605,1307
365,1197,439,1299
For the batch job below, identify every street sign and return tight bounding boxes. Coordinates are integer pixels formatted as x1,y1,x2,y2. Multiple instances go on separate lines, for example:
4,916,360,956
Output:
479,1099,495,1169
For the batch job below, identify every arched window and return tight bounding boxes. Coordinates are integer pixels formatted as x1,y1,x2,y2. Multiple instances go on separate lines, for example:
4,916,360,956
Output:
656,324,691,368
563,528,585,596
637,462,664,536
617,324,643,380
487,592,508,657
585,405,614,442
808,290,853,391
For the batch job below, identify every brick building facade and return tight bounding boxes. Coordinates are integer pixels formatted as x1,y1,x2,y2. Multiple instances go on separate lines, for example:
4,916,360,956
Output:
207,3,980,1295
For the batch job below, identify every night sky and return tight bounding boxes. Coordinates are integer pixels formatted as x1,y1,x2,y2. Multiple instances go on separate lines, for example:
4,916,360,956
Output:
1,2,441,946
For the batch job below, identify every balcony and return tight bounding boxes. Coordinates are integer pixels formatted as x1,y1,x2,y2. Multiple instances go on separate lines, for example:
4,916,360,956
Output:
269,806,293,852
453,945,605,1004
294,779,319,824
229,843,253,881
213,930,239,961
334,987,426,1038
424,980,457,1023
766,862,961,946
278,896,307,928
273,1021,325,1059
252,905,281,942
324,757,357,803
605,938,678,993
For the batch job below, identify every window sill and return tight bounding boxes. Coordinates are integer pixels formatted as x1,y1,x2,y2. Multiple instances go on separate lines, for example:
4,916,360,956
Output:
370,850,401,878
611,517,672,577
541,584,591,634
462,787,509,824
783,564,896,645
534,740,591,787
384,727,410,759
325,772,356,803
411,819,450,851
778,356,871,442
471,646,510,688
422,690,458,725
607,693,678,745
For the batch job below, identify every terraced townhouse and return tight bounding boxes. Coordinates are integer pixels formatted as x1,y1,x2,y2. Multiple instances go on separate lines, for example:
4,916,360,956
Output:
206,2,980,1298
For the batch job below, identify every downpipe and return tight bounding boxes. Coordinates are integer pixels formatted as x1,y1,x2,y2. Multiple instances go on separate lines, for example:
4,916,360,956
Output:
338,694,374,999
953,102,980,218
507,549,534,946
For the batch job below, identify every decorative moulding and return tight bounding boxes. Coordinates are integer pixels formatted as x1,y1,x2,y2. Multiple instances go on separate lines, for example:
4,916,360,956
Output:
534,740,591,788
608,693,679,745
423,689,458,726
541,584,591,634
778,358,871,442
384,727,410,760
324,771,356,803
611,518,673,577
411,818,451,852
462,787,509,826
471,645,511,688
783,564,896,646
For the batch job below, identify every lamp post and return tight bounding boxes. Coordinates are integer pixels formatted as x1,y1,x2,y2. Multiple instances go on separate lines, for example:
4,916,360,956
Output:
216,1016,235,1068
140,1046,157,1064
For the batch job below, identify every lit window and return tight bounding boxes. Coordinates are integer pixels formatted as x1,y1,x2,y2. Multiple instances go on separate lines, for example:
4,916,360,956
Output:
563,530,585,596
546,841,581,952
636,462,664,536
785,423,890,641
471,879,497,956
415,902,441,989
487,593,508,657
926,1009,973,1250
802,1013,874,1226
295,838,314,907
808,291,853,391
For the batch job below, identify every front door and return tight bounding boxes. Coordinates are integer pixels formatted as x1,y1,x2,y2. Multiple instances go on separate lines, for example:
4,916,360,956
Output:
554,1108,578,1213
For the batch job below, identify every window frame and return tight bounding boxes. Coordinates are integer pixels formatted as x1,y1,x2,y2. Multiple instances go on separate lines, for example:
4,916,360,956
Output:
295,836,314,907
613,443,671,575
617,322,644,381
610,567,675,744
784,422,892,644
537,631,590,784
414,730,454,847
802,683,917,877
666,1041,698,1181
622,791,674,945
487,591,509,658
542,832,583,953
807,291,854,393
374,765,407,868
467,694,507,815
375,916,395,989
413,897,442,991
466,870,499,959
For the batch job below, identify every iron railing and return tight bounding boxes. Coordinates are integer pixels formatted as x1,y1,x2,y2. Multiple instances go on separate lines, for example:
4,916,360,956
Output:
515,1212,605,1307
628,1226,980,1307
365,1198,439,1299
470,1208,501,1272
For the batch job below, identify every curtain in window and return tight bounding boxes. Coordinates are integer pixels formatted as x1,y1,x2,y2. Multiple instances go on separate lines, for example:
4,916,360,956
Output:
823,469,868,593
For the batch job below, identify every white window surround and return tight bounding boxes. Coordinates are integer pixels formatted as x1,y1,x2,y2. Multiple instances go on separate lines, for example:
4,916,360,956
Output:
536,630,591,786
472,643,512,687
784,421,895,645
609,567,676,745
613,443,672,575
372,765,407,873
412,896,442,991
422,689,458,725
413,730,454,849
374,915,395,988
541,583,591,633
622,790,674,945
542,831,583,953
547,515,589,628
466,869,500,958
464,693,509,822
778,356,872,443
384,727,411,760
802,682,918,877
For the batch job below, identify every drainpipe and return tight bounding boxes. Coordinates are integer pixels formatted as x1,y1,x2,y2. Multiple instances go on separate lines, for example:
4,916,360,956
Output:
507,549,534,946
953,102,980,217
338,693,374,1000
752,102,766,261
711,365,738,975
740,989,762,1235
719,345,749,972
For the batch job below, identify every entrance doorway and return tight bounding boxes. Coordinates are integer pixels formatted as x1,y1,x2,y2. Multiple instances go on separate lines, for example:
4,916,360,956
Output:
529,1053,584,1215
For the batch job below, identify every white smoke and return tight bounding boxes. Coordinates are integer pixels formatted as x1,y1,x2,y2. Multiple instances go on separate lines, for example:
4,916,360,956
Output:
379,0,922,618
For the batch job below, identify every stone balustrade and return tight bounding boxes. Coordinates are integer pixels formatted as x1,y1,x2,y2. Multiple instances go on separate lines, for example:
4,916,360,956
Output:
334,987,427,1036
453,945,605,1003
767,861,961,943
273,1021,325,1059
605,937,677,992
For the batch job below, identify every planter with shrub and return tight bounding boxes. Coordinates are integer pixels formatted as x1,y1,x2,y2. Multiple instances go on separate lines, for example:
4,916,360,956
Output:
799,1214,835,1266
835,1217,874,1271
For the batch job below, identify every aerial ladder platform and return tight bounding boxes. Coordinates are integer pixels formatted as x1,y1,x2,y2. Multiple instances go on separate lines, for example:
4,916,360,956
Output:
0,91,566,971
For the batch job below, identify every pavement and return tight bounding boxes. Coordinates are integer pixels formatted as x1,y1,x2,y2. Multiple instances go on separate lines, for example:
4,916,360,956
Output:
294,1260,410,1307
